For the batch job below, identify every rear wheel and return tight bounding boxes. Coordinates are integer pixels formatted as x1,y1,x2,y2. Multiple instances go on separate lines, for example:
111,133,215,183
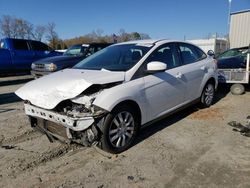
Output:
200,82,215,108
230,84,245,95
100,105,139,153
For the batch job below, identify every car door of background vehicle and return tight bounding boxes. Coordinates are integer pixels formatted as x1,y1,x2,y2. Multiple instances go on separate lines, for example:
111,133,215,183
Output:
176,42,208,102
142,43,187,121
11,39,35,70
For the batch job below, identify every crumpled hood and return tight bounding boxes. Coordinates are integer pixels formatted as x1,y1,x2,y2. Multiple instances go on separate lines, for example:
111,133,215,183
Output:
15,69,125,109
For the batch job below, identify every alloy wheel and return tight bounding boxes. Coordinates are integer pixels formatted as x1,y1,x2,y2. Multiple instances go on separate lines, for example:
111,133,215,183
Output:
108,111,135,148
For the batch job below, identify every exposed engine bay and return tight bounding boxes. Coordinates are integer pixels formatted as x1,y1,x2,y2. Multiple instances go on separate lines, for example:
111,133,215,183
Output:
24,82,122,146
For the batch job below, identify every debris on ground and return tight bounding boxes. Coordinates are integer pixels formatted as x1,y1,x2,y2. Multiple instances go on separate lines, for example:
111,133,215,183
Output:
228,116,250,137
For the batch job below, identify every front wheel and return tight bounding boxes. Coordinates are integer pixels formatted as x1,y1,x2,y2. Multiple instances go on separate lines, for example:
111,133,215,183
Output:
100,105,139,153
200,82,215,108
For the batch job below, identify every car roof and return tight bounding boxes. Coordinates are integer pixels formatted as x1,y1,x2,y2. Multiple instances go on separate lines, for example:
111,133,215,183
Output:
116,39,198,45
230,46,249,50
70,43,112,47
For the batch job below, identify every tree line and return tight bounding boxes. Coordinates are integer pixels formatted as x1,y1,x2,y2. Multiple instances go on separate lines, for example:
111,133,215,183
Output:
0,15,150,49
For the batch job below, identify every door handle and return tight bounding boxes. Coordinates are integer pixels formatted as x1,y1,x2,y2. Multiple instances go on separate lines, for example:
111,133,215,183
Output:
176,72,183,79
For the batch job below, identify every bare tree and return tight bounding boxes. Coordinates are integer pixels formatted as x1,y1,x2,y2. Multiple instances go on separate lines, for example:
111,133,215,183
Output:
33,25,46,41
46,22,59,48
0,15,34,39
0,15,13,37
13,19,33,39
118,28,130,42
139,33,151,40
96,28,104,37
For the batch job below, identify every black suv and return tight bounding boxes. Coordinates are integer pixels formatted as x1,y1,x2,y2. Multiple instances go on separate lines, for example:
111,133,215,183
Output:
31,43,112,78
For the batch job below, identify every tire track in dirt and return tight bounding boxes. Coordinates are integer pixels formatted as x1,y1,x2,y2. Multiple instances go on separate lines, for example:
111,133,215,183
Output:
1,129,40,146
4,143,84,175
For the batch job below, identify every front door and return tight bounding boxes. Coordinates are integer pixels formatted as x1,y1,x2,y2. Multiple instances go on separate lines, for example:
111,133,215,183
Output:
142,43,186,122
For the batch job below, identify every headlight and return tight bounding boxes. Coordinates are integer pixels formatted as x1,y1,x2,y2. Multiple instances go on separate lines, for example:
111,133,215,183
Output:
45,63,57,72
31,63,36,70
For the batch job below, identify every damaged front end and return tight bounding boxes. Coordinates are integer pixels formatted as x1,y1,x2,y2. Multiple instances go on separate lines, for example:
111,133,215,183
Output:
25,85,115,146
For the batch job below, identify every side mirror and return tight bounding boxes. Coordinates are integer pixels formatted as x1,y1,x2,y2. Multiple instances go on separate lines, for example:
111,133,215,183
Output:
207,50,215,57
146,61,167,73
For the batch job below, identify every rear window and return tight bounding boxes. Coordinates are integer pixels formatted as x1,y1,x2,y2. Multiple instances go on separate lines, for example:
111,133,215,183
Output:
12,39,29,50
179,43,206,64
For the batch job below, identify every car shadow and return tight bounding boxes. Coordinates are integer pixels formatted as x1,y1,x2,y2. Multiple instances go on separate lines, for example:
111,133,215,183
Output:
0,78,33,87
213,83,231,104
133,105,201,147
133,86,230,148
245,83,250,92
0,92,22,105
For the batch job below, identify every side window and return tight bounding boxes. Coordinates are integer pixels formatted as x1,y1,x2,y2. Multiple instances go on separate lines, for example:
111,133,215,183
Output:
178,43,205,64
147,43,181,69
195,46,207,59
30,41,51,51
12,40,29,50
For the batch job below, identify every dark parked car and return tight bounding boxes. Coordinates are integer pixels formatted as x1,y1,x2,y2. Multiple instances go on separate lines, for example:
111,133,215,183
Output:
217,46,249,69
0,38,62,73
31,43,112,78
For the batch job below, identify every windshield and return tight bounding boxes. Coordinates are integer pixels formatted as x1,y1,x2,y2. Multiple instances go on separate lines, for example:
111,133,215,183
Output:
64,44,88,56
73,43,153,71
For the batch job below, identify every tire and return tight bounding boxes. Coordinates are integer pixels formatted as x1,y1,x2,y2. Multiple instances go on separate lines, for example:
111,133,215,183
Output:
230,84,245,95
100,105,139,153
200,82,215,108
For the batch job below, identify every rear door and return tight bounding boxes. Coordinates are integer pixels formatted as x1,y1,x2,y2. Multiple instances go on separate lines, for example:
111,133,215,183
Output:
176,42,208,102
11,39,35,70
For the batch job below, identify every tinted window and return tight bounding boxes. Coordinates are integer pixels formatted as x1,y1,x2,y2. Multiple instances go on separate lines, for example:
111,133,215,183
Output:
217,49,246,59
178,43,206,64
12,40,29,50
147,43,181,69
64,45,85,56
30,41,51,51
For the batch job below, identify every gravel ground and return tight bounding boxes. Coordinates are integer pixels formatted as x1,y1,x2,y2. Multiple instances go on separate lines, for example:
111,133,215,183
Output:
0,75,249,188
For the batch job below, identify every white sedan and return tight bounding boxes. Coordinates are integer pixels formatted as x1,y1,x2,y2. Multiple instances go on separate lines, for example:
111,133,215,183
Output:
16,40,218,153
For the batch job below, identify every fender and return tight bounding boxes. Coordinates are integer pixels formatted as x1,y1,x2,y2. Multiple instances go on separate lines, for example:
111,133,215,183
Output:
93,78,148,124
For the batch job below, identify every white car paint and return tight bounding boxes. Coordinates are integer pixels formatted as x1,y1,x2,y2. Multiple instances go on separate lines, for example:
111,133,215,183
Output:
16,69,125,109
15,39,218,142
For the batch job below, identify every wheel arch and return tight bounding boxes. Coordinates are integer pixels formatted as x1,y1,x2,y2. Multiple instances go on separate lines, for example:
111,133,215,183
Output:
199,76,217,97
111,100,142,125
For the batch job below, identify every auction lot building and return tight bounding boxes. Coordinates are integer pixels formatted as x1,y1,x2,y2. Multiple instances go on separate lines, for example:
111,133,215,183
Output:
188,38,228,56
229,9,250,48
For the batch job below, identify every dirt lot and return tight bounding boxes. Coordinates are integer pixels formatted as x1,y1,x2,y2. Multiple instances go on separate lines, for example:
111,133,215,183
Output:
0,75,249,188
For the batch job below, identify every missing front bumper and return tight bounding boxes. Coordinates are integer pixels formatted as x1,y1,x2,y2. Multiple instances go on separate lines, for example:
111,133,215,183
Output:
29,116,100,146
24,103,94,131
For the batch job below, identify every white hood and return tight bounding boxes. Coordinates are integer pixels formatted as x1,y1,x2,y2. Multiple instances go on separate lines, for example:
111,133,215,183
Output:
15,69,125,109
